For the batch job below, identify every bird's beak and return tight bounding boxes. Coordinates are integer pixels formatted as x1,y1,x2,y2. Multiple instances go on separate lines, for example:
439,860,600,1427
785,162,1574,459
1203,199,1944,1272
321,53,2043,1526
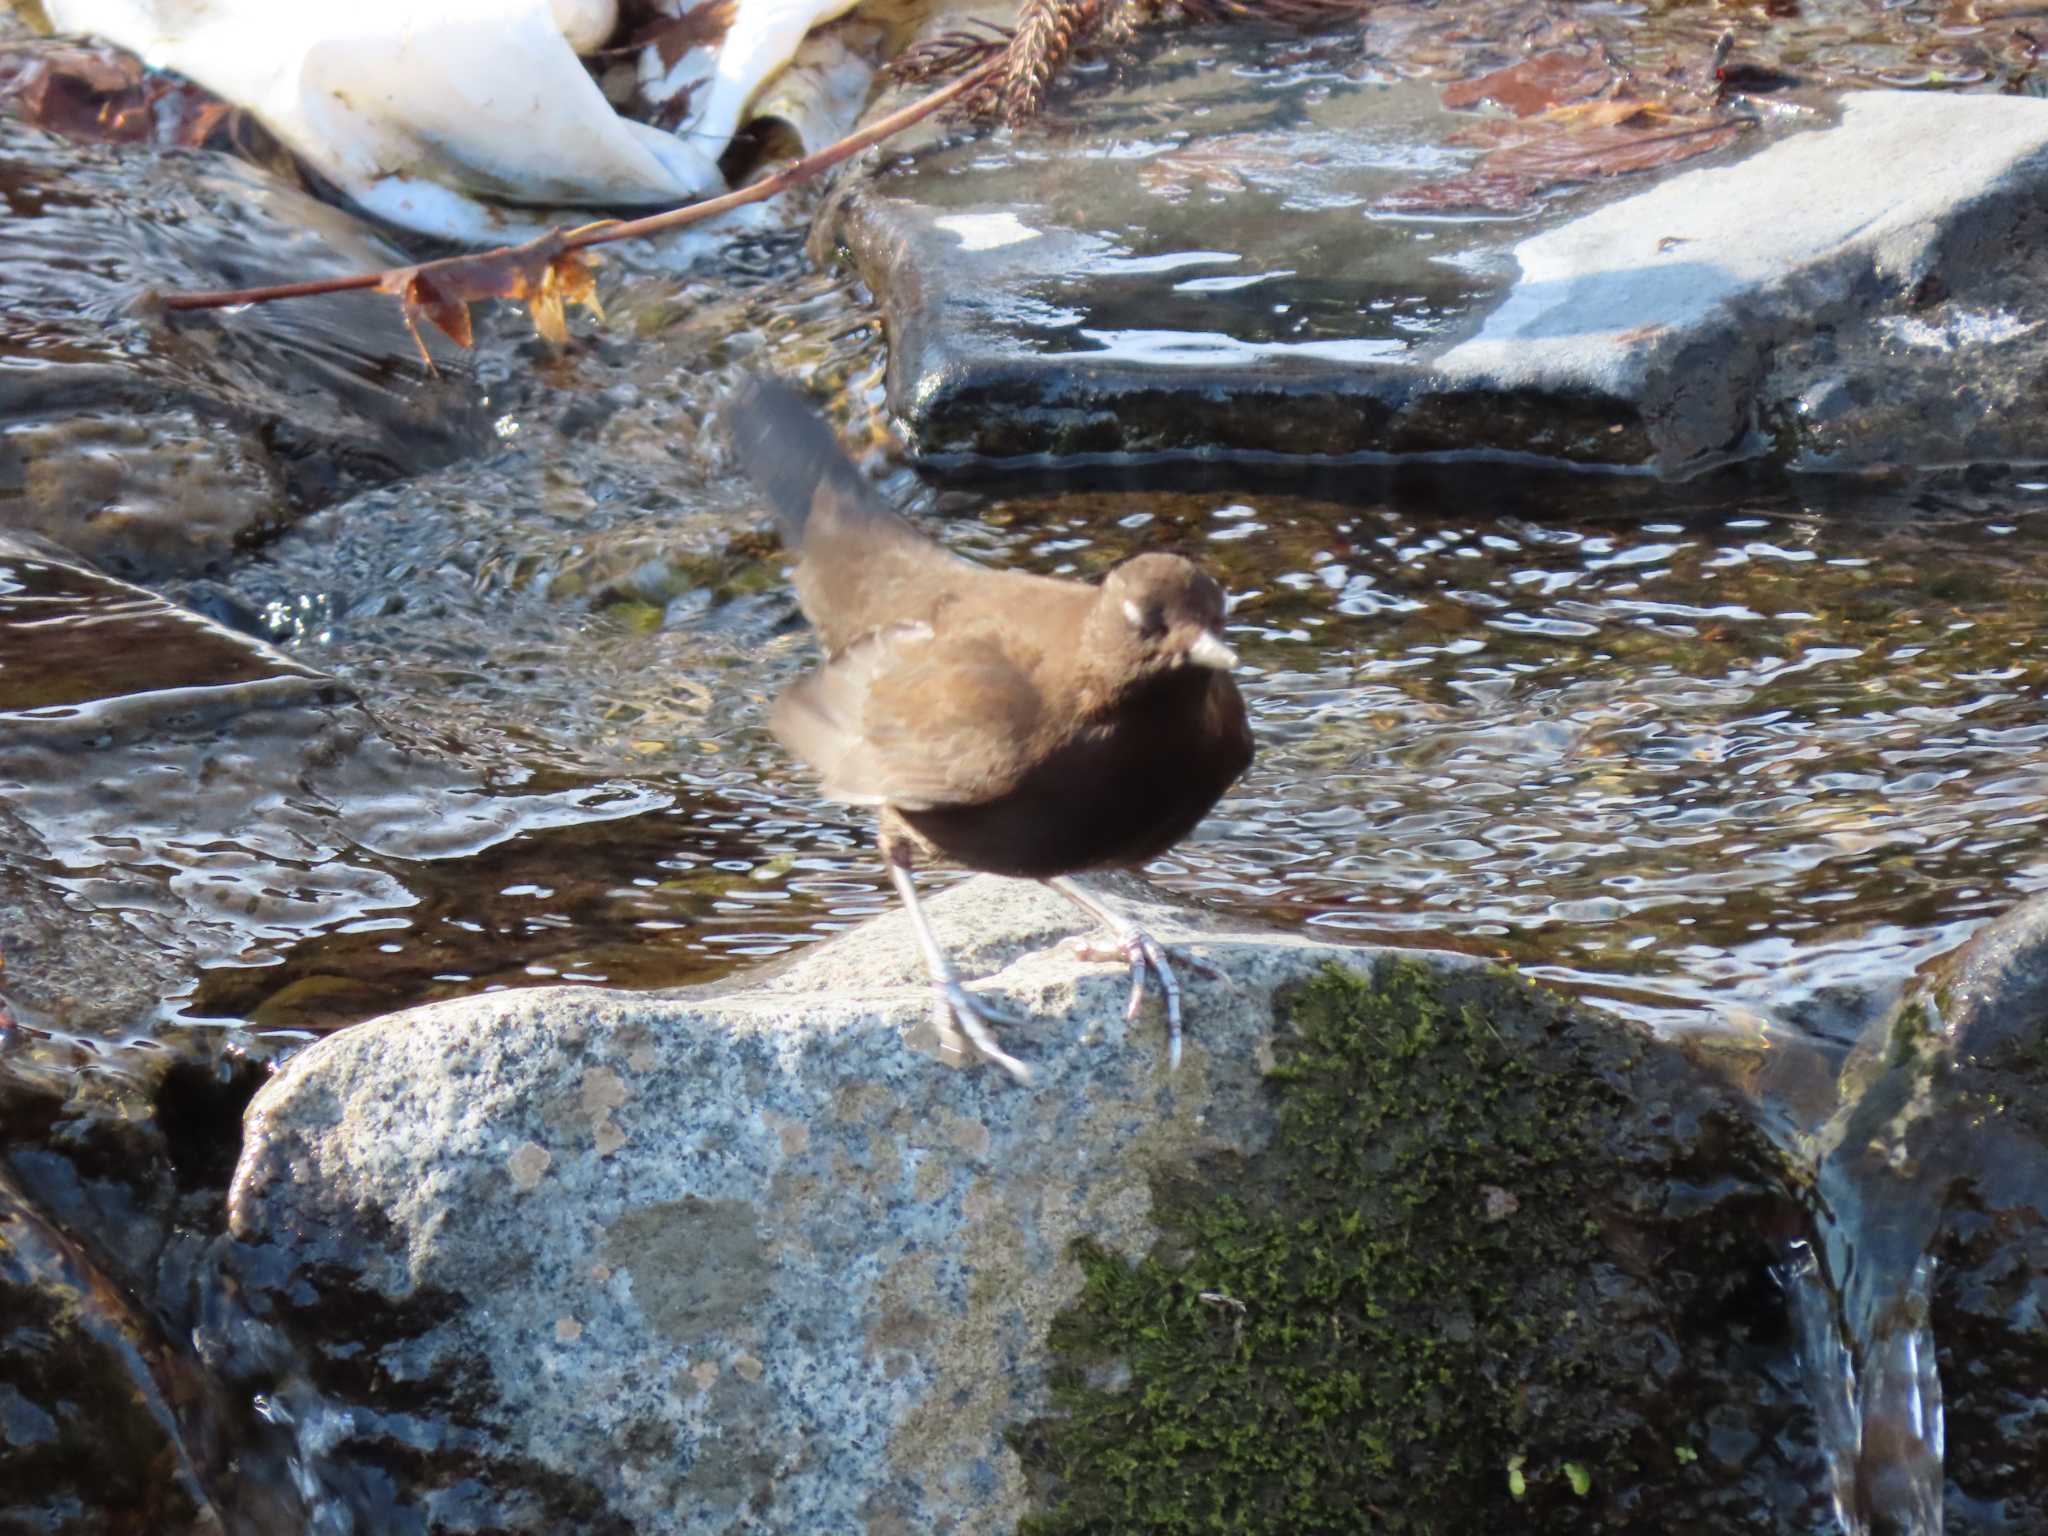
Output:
1187,629,1239,671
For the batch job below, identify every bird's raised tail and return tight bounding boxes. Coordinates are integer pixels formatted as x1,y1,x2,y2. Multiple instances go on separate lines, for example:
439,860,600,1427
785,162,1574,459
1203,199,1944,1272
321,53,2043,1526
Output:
721,374,896,553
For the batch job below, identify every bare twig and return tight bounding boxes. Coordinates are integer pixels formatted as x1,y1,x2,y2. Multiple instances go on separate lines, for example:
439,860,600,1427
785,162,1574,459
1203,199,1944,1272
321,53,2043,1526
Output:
160,57,1000,315
157,0,1375,322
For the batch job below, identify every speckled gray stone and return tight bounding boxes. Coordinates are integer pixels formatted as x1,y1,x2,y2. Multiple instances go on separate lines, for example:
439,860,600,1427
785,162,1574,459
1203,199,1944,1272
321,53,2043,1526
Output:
216,876,1403,1534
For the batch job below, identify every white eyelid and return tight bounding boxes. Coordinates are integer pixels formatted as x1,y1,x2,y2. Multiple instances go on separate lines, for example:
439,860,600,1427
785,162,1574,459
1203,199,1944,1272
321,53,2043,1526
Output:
1122,598,1145,628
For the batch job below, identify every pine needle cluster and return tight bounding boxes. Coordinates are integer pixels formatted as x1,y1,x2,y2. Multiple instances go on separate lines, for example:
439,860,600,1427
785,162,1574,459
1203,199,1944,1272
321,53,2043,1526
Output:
893,0,1370,124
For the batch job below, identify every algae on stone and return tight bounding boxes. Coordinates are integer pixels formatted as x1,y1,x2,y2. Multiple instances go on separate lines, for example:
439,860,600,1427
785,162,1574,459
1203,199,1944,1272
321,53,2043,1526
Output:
1012,959,1818,1534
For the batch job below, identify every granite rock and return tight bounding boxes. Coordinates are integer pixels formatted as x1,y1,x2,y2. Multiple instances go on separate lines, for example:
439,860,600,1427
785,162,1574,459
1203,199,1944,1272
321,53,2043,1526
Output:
209,875,1816,1533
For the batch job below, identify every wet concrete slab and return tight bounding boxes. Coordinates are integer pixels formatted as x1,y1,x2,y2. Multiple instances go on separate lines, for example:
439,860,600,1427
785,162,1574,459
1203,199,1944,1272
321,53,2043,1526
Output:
827,29,2048,474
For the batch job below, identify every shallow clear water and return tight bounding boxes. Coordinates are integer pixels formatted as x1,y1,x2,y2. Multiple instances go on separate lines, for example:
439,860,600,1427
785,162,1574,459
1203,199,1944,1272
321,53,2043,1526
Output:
7,0,2048,1072
134,448,2048,1059
6,2,2048,1526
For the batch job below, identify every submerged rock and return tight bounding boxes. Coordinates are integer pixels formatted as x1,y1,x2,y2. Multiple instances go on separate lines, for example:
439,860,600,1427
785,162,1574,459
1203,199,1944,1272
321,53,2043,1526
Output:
210,876,1817,1533
0,536,665,1045
829,44,2048,475
0,115,487,579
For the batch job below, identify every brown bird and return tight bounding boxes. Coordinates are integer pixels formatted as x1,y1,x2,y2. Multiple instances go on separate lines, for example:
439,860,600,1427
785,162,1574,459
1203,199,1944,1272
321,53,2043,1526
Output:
724,377,1253,1081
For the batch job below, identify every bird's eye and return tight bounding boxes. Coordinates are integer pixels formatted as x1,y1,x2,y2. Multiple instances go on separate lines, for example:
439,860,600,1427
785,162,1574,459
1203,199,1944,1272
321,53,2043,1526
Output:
1121,598,1166,637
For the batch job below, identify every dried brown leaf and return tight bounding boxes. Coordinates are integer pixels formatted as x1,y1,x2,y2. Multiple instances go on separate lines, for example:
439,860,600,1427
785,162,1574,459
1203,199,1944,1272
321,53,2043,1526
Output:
529,249,607,345
376,233,605,369
378,270,472,370
0,41,247,150
1536,97,1654,130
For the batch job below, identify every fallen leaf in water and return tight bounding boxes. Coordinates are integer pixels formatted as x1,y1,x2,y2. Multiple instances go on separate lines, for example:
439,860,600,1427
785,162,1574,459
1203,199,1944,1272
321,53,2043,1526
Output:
1374,170,1537,213
1376,115,1744,213
1537,96,1656,130
378,232,607,369
1138,134,1322,199
1483,117,1744,180
1441,46,1617,115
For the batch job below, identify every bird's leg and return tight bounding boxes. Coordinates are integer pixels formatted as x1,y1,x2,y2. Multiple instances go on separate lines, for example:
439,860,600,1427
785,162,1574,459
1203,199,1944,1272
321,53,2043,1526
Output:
1044,877,1228,1071
887,855,1032,1085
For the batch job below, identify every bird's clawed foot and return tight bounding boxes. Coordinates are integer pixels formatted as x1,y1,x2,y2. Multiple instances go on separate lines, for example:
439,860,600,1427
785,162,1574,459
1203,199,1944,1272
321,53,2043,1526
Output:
891,857,1035,1085
1067,926,1230,1071
928,979,1033,1085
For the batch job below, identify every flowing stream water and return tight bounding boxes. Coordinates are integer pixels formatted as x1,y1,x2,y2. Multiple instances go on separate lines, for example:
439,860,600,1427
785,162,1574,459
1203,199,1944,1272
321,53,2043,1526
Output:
8,0,2048,1523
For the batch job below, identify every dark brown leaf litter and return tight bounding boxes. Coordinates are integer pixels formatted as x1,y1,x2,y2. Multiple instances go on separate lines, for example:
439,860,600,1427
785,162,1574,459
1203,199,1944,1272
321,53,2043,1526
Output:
0,39,239,150
1375,25,1753,216
1439,45,1616,116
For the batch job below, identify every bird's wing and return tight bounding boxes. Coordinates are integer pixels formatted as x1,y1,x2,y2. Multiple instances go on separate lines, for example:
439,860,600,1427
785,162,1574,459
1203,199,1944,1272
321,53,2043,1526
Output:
771,625,1042,811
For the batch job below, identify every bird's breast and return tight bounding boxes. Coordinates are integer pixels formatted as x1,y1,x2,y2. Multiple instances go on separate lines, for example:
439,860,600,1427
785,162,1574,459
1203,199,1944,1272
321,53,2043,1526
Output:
896,670,1250,879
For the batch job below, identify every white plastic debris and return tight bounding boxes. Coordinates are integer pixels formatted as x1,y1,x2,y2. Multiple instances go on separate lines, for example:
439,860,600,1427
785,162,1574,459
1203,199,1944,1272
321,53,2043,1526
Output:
551,0,620,53
637,0,862,162
43,0,868,243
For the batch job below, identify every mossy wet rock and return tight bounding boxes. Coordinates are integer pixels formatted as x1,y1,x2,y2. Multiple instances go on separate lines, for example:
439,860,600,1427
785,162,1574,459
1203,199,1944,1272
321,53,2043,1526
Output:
210,877,1810,1533
1015,961,1822,1534
1814,895,2048,1534
827,47,2048,474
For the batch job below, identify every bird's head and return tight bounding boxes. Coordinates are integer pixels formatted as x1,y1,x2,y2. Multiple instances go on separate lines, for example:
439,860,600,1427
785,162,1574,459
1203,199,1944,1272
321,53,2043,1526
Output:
1087,552,1238,683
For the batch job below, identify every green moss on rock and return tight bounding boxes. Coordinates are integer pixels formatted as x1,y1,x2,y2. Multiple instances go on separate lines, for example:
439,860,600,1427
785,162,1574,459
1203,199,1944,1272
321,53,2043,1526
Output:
1012,959,1809,1534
